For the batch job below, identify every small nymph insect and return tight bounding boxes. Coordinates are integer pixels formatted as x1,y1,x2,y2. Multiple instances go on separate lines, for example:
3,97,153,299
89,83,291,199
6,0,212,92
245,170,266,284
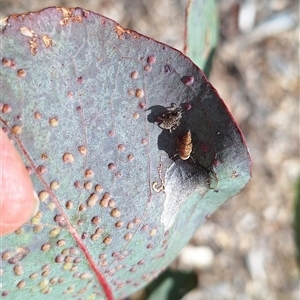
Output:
156,103,183,132
178,130,192,160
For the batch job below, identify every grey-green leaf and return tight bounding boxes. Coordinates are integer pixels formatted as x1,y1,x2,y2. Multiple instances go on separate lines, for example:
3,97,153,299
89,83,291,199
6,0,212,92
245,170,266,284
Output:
0,7,251,299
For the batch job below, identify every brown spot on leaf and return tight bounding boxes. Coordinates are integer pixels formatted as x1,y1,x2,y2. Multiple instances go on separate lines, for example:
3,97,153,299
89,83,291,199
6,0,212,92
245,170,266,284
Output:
94,184,103,193
38,191,49,202
144,65,152,72
108,130,115,137
184,102,192,110
14,227,24,235
7,248,29,264
135,89,144,98
41,243,51,252
57,239,66,247
80,272,91,280
127,89,135,96
11,125,22,135
37,165,47,175
133,112,139,119
114,24,139,39
115,172,122,178
103,236,112,245
55,255,64,264
2,58,15,67
91,216,101,225
181,75,194,85
17,69,26,78
138,100,147,112
63,263,73,271
84,181,92,190
117,144,125,151
206,214,212,220
34,111,42,120
54,214,67,226
108,163,116,170
50,181,59,190
50,277,58,284
100,192,110,207
124,233,133,241
108,199,116,208
2,104,11,114
150,228,157,236
64,256,73,263
49,228,60,237
29,37,39,55
99,253,106,260
78,145,87,156
20,26,34,37
115,221,123,228
41,153,49,160
131,71,139,79
87,193,99,206
127,222,134,229
42,35,52,48
57,7,83,26
65,200,73,209
110,208,121,218
77,76,83,84
33,224,44,233
30,272,39,279
141,138,148,145
42,271,50,277
62,152,74,163
133,217,141,224
47,202,56,211
142,224,149,231
42,265,51,272
78,204,86,212
49,117,59,127
17,280,26,289
74,257,81,264
14,265,23,276
147,55,156,64
1,251,11,260
127,154,134,161
84,169,94,179
74,181,83,189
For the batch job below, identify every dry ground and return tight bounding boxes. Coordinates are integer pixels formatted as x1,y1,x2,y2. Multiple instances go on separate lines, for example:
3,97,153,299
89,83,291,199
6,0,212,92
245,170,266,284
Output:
1,0,299,299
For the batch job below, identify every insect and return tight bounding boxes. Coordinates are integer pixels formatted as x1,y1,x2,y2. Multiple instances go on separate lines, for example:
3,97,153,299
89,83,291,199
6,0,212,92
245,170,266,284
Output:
156,103,183,132
178,130,192,160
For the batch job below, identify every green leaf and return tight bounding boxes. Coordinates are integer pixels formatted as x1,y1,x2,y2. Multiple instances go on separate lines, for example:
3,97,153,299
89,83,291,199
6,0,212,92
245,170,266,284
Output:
0,7,251,299
184,0,219,76
294,177,300,268
144,269,197,300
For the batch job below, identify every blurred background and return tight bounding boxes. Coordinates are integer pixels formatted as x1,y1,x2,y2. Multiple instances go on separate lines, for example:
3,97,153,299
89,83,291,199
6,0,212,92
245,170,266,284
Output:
1,0,299,299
